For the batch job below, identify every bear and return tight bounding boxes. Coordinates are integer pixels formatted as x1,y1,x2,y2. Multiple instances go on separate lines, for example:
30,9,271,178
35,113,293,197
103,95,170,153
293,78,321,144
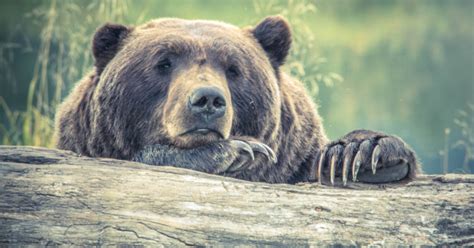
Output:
54,16,420,185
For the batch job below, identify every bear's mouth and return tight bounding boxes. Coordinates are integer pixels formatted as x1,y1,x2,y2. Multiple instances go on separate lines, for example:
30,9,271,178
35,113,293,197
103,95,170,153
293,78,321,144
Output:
179,128,224,139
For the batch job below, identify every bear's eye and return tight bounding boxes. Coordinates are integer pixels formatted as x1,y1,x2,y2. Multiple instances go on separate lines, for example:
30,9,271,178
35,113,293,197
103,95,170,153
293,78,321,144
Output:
156,58,172,72
226,65,240,78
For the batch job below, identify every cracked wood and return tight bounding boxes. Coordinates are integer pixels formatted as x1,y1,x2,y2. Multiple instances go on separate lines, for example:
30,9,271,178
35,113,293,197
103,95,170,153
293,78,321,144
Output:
0,146,473,246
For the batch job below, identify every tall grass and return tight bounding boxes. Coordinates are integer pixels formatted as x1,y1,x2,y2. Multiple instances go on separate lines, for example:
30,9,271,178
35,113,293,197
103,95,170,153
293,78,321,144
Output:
452,103,474,173
1,0,129,147
439,103,474,174
253,0,342,97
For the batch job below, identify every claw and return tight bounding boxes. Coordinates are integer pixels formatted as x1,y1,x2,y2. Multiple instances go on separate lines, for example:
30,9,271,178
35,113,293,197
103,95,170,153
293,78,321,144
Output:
342,156,350,186
260,143,278,164
371,145,381,174
317,148,328,184
246,142,277,164
330,154,336,185
248,142,269,160
352,150,362,182
233,140,254,161
342,142,357,186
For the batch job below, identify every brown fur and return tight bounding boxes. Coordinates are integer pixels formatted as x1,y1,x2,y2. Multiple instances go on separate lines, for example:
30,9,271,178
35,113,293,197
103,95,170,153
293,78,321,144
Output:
55,16,418,184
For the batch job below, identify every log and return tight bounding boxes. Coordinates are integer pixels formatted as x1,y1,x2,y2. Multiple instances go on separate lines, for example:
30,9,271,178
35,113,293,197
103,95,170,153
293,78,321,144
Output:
0,146,473,246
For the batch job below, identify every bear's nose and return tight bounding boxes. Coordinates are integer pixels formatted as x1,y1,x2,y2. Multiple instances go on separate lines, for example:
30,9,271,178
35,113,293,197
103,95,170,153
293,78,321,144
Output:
189,87,226,122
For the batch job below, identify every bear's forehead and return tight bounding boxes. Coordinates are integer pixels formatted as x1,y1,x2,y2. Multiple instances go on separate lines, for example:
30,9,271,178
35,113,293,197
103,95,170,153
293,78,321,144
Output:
137,18,241,36
129,18,255,55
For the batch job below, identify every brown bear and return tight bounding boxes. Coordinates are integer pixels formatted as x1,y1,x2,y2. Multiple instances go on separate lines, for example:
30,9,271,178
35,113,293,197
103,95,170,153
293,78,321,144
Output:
54,16,420,185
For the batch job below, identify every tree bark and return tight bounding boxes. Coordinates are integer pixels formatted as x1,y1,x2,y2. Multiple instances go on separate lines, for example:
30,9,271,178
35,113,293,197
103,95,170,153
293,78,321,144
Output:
0,146,473,246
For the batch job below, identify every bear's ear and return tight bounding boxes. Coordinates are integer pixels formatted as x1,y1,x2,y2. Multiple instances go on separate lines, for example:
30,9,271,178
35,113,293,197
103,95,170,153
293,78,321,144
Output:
92,23,131,73
252,15,292,68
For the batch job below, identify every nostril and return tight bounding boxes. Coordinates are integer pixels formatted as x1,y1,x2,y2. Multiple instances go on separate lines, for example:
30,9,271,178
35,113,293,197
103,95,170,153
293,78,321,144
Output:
189,87,226,118
193,96,208,108
213,97,226,108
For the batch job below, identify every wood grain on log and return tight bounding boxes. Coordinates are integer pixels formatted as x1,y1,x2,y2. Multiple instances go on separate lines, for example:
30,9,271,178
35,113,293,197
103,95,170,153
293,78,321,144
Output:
0,146,473,246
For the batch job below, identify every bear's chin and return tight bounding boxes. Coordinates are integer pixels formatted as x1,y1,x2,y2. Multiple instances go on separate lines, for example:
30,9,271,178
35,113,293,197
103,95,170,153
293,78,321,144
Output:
171,130,224,149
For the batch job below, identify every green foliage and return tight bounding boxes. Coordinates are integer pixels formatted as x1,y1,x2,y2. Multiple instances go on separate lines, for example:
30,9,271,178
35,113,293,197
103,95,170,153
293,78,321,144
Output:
452,104,474,173
1,0,129,146
253,0,343,97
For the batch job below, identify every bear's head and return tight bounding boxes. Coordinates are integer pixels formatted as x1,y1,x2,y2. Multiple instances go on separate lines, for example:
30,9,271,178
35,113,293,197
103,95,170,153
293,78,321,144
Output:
90,16,291,157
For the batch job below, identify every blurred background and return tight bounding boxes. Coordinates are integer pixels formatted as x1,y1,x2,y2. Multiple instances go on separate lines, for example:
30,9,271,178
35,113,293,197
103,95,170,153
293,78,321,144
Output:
0,0,472,174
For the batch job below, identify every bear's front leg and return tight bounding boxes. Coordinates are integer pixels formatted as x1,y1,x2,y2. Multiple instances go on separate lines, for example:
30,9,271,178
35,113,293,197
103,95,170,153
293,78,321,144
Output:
133,139,276,175
316,129,419,185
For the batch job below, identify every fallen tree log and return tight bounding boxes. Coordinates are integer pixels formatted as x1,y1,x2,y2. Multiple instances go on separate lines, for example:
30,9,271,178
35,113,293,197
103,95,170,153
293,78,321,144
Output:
0,146,472,246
